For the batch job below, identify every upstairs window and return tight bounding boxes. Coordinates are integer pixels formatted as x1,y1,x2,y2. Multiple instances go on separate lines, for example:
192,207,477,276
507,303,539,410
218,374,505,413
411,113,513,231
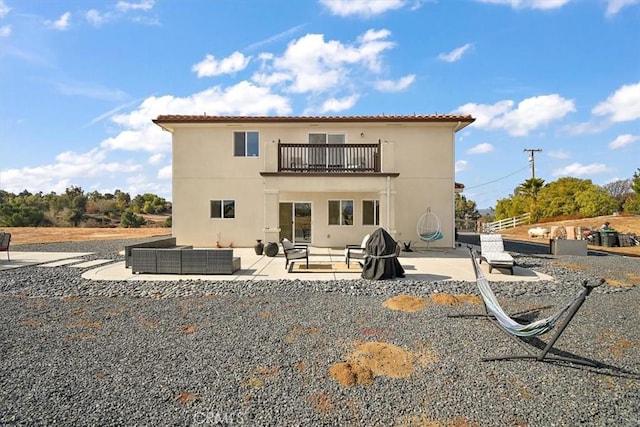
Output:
362,200,380,226
234,131,259,157
328,200,353,225
210,200,235,219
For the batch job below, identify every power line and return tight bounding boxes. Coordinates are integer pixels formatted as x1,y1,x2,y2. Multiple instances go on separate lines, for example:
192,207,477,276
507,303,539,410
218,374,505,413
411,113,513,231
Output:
463,164,530,191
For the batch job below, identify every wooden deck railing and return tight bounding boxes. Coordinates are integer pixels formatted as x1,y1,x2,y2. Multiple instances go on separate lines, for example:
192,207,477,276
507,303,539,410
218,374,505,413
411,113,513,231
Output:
278,141,381,173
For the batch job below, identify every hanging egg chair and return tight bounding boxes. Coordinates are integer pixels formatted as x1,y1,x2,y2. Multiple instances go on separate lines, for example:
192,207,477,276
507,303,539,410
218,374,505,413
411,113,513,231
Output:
417,207,443,248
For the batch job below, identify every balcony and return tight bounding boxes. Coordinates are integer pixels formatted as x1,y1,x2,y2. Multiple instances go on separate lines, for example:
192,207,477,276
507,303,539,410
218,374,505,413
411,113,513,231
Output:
277,141,381,173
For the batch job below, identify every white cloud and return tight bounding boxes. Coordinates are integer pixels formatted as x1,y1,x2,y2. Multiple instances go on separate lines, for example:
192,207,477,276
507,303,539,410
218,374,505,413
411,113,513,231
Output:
157,165,172,180
126,173,170,197
148,153,164,164
192,52,251,78
319,95,359,113
467,143,494,154
0,0,10,18
101,81,291,153
474,0,571,10
259,30,395,94
592,82,640,123
49,12,71,31
0,149,141,194
101,125,170,153
116,0,155,12
609,134,638,150
0,25,10,37
605,0,640,16
438,43,472,62
455,94,575,136
547,149,570,159
553,162,612,177
374,74,415,92
86,9,108,27
455,160,469,172
320,0,406,17
454,100,513,128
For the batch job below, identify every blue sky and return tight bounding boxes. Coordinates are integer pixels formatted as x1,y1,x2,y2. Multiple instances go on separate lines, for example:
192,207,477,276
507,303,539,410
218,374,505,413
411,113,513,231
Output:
0,0,638,208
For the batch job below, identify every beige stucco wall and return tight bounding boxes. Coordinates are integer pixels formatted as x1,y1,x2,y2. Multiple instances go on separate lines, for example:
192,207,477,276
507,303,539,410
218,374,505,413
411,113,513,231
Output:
170,121,458,248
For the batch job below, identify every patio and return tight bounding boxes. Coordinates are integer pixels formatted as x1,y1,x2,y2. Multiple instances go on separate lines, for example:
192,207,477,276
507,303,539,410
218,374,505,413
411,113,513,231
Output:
80,245,552,282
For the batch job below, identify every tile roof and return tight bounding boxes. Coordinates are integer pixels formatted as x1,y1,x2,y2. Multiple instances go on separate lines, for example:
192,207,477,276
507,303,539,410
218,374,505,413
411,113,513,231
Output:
153,114,475,124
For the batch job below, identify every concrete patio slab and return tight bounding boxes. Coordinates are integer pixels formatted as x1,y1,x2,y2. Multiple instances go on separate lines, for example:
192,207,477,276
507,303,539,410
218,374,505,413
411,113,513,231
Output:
39,258,85,267
0,252,92,271
81,245,553,282
71,259,114,268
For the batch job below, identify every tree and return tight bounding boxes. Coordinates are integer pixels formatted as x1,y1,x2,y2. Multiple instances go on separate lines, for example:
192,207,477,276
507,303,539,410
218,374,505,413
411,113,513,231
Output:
455,193,480,221
631,168,640,194
495,194,529,220
603,179,632,212
623,168,640,214
514,177,545,220
536,177,617,219
121,209,146,228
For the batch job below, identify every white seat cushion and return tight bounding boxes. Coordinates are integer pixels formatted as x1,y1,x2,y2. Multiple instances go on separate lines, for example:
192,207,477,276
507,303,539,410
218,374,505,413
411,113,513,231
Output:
282,238,307,259
282,238,294,250
483,251,514,264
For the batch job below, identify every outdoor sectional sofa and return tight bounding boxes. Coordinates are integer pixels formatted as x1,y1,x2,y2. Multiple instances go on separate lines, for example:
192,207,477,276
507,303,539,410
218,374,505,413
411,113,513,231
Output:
130,247,241,275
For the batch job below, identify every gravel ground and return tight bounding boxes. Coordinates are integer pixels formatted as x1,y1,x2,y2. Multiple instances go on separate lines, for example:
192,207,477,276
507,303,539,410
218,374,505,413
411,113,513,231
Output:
0,237,638,426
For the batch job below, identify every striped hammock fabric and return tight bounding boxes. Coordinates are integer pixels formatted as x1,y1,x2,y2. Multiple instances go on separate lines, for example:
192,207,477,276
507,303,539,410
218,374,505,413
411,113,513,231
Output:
470,249,583,337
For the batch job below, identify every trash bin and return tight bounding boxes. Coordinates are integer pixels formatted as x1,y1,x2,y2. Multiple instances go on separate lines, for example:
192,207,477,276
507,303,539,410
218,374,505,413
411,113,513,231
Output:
591,231,601,246
600,231,618,247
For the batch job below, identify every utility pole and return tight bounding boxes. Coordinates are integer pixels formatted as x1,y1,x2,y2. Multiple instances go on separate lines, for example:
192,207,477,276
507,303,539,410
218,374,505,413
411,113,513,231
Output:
523,148,542,178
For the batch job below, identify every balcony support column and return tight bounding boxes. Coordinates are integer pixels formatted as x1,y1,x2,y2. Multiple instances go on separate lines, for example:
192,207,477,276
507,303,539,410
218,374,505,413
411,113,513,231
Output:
263,189,280,244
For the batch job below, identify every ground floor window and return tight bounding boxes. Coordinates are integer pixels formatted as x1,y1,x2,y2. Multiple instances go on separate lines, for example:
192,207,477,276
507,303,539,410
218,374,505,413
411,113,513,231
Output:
362,200,380,226
328,200,353,225
210,200,235,219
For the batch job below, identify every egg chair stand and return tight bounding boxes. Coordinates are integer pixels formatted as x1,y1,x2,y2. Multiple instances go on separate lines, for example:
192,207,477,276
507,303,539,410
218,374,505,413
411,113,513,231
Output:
416,207,445,251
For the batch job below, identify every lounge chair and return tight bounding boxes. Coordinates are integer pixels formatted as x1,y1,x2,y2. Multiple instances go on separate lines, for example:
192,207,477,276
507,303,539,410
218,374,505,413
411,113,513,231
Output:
344,234,370,268
0,232,11,261
281,238,309,269
479,233,514,274
454,247,603,367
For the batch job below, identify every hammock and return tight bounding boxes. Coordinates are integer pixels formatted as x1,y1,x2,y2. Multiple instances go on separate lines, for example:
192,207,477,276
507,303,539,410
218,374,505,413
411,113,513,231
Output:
416,207,443,244
470,247,581,337
461,247,603,366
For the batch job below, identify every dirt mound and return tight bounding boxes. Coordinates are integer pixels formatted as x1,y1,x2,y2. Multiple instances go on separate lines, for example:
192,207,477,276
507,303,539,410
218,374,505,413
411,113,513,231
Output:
382,295,428,312
329,341,414,387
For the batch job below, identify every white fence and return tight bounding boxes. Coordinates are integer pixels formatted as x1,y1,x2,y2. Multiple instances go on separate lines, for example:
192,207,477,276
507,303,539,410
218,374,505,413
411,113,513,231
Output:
482,213,531,233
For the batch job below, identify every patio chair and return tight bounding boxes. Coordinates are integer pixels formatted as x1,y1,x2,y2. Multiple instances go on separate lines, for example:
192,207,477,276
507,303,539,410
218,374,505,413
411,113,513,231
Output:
0,232,11,261
344,234,370,268
456,247,603,367
479,233,514,274
281,238,309,269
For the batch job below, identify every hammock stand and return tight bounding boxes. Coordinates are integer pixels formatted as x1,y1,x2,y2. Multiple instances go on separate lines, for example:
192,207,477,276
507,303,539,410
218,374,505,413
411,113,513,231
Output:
451,247,603,367
416,207,444,250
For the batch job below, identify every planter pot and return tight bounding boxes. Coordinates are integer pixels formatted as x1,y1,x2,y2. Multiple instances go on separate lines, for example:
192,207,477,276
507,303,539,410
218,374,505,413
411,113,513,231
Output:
264,242,279,257
254,239,264,255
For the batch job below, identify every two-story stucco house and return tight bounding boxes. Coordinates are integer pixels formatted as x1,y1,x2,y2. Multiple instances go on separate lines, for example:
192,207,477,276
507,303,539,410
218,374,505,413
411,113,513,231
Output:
152,114,474,249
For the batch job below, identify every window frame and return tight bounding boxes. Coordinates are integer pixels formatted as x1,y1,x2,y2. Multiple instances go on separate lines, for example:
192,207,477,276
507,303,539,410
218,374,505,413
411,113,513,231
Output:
328,199,353,226
210,199,236,219
233,131,260,157
362,200,380,226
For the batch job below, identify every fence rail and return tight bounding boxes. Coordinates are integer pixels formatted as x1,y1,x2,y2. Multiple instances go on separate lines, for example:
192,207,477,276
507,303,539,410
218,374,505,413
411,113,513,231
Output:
482,213,531,233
